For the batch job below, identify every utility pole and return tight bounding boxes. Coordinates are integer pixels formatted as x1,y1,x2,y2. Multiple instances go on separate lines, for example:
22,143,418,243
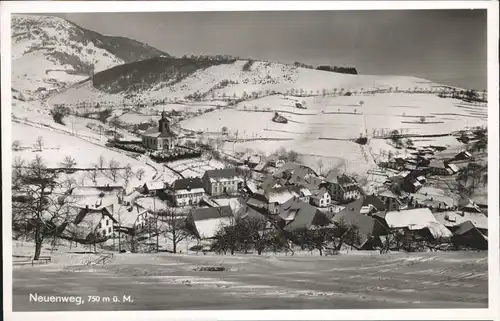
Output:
118,208,121,253
154,191,158,252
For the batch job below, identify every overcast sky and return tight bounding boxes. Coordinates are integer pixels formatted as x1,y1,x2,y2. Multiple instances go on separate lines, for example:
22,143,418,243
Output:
55,10,487,89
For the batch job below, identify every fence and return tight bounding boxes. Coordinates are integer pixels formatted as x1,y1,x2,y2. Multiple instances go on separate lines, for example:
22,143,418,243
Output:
13,255,51,266
84,253,114,267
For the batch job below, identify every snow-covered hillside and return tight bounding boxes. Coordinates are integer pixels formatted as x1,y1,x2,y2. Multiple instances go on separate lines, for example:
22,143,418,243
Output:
49,59,448,107
11,14,167,100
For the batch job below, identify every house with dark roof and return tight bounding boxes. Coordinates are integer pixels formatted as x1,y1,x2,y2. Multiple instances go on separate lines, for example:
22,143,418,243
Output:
361,195,387,214
331,201,387,250
273,163,318,181
428,159,451,176
402,177,423,193
325,173,361,203
202,168,243,196
171,177,205,207
141,111,177,150
453,151,472,162
266,155,286,168
451,221,488,250
376,189,406,211
276,197,330,232
185,206,234,239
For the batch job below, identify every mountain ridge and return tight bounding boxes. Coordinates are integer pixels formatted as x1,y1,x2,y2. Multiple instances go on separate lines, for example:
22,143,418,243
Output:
11,14,169,100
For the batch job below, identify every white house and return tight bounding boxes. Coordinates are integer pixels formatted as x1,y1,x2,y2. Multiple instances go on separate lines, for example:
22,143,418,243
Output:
309,187,332,208
69,201,149,242
325,173,361,203
202,168,243,196
172,177,206,207
141,111,177,150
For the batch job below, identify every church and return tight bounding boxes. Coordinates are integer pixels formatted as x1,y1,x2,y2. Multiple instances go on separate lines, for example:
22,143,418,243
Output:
141,111,177,150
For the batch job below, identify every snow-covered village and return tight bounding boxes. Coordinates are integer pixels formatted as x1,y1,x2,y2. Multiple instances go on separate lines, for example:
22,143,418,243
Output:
7,10,491,311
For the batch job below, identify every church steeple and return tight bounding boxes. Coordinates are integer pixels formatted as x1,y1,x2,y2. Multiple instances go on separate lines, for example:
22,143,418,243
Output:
159,110,170,134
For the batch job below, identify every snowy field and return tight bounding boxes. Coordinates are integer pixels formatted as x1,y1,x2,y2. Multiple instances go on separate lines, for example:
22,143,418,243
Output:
167,157,226,178
48,59,449,107
11,122,156,189
179,92,487,176
13,250,487,310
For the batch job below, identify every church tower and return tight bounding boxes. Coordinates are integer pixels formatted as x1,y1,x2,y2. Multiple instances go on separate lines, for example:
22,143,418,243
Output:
159,110,170,134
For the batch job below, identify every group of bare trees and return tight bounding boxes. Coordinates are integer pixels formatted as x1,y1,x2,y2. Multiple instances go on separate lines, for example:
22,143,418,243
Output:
210,217,363,256
211,218,290,255
74,155,136,185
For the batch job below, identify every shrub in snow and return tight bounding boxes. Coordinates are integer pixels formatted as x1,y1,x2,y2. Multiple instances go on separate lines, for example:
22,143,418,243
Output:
51,105,71,125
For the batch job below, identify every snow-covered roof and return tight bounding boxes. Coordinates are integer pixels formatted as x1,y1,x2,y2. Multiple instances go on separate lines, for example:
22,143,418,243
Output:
268,190,299,204
254,161,267,171
429,160,446,169
360,204,376,215
426,221,454,239
447,163,459,173
434,211,488,231
299,187,312,197
398,171,411,178
106,203,148,227
71,186,124,196
245,181,259,194
384,208,439,230
248,155,261,163
145,181,165,191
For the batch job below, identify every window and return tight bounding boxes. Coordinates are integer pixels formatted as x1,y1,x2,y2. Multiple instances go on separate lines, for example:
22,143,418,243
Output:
106,219,109,226
103,230,106,236
98,222,102,229
96,231,100,237
108,227,111,233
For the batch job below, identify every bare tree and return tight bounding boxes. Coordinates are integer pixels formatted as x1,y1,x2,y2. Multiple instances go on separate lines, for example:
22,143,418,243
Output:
97,155,106,169
12,156,25,190
317,159,324,175
60,155,77,169
12,140,21,151
159,208,190,254
136,168,146,180
109,116,121,139
12,156,76,260
35,136,44,151
62,176,78,191
122,164,134,185
419,116,426,123
287,150,299,162
108,159,120,183
87,166,99,184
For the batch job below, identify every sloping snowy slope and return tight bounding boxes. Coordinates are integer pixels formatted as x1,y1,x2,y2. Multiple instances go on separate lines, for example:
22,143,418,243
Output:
50,59,446,107
11,14,167,100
